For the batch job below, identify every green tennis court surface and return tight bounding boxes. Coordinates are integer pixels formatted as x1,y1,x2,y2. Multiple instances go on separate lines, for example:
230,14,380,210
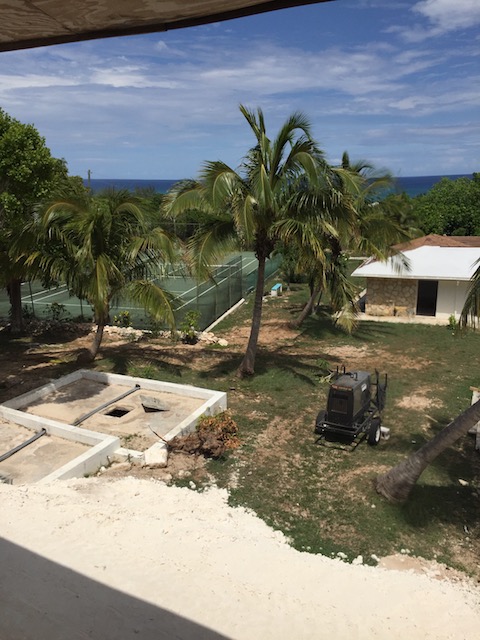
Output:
0,252,281,330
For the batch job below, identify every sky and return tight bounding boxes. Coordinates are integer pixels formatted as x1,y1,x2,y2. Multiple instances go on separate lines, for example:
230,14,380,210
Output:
0,0,479,180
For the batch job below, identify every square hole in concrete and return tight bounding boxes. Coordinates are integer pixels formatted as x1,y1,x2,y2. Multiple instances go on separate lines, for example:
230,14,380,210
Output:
106,406,131,418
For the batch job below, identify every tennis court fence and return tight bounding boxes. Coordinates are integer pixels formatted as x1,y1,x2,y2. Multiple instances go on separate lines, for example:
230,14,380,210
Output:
159,253,281,330
4,252,281,332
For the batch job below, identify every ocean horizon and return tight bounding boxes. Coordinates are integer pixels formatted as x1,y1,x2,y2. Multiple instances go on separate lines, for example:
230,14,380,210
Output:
84,173,473,199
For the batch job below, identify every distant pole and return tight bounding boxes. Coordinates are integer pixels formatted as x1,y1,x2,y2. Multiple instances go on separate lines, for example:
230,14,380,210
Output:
87,169,91,191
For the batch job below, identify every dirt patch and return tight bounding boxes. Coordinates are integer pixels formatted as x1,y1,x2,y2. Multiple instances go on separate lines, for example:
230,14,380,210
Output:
221,315,296,348
378,553,477,584
326,345,370,363
396,387,442,411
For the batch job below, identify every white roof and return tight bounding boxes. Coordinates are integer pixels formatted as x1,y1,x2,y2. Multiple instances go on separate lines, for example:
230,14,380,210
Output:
352,246,480,281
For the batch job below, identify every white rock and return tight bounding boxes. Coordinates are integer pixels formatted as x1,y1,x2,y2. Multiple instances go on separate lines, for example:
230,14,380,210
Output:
352,555,363,565
143,442,168,468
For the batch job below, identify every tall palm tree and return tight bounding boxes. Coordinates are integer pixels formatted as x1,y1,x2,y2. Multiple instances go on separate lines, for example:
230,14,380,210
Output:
292,153,414,329
27,188,176,361
166,105,338,377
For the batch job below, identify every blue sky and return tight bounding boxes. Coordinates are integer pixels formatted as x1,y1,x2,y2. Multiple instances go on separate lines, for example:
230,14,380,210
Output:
0,0,479,180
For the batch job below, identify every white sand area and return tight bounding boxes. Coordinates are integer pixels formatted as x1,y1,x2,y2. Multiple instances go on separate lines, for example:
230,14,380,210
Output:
1,477,479,640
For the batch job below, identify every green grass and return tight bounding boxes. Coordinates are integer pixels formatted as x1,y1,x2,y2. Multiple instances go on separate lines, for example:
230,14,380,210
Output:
193,292,480,572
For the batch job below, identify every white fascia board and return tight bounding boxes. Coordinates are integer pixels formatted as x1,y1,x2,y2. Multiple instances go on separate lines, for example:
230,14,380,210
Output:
352,247,480,281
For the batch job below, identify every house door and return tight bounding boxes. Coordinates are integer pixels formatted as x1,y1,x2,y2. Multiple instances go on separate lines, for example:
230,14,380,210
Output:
416,280,438,316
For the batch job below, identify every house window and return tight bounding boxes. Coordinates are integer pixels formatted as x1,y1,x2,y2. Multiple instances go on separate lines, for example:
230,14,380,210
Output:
416,280,438,316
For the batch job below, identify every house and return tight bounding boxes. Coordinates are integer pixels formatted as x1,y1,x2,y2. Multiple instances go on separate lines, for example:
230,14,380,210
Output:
351,235,480,321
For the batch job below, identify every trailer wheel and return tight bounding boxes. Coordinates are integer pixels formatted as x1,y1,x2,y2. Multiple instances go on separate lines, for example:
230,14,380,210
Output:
314,410,326,434
367,418,381,446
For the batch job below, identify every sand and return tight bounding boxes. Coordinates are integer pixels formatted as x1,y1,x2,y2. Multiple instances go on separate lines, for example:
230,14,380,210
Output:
1,477,479,640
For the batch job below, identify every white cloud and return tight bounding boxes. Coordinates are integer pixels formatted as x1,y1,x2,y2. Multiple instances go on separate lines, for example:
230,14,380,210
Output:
392,0,480,41
414,0,480,31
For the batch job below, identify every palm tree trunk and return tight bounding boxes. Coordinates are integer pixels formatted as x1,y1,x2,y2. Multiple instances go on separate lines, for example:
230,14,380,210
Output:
89,322,105,359
7,278,23,333
77,321,105,364
376,399,480,503
292,284,322,328
237,255,267,377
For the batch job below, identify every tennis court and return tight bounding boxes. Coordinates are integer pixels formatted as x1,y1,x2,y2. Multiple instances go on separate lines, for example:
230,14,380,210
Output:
0,252,281,331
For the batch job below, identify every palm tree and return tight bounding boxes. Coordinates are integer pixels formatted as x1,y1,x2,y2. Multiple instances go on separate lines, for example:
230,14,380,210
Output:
28,188,176,361
375,399,480,503
166,105,338,377
292,153,414,329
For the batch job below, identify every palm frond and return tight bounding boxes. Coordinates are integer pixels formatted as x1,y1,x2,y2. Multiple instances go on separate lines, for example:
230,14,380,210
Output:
125,280,176,328
461,259,480,328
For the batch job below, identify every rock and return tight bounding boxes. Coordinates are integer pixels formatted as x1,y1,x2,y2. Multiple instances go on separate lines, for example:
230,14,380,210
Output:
140,394,169,412
198,332,228,347
143,442,168,468
352,555,363,565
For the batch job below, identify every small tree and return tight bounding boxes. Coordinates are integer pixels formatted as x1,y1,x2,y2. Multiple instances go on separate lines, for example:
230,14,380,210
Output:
30,188,177,361
0,108,68,332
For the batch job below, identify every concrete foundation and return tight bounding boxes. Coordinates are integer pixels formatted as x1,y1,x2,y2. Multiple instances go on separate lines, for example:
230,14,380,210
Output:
0,369,227,484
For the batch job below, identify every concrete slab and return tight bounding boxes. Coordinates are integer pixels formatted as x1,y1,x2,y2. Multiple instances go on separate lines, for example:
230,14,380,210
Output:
0,369,227,483
0,420,88,484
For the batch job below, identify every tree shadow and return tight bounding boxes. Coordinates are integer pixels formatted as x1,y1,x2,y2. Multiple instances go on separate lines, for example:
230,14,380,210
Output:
0,358,79,404
196,346,325,384
402,484,480,529
296,314,396,343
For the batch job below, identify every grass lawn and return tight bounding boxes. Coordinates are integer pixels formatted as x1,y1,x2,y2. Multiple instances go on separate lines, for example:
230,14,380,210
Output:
1,283,480,575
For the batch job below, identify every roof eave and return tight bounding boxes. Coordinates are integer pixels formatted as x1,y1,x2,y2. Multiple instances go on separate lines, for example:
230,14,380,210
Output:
0,0,333,53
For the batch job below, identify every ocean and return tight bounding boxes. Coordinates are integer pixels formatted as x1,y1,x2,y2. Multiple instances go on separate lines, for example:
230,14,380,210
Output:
85,174,473,199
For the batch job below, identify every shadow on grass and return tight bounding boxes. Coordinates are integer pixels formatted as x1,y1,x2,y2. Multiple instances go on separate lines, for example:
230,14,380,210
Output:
98,344,187,380
195,346,328,386
0,358,79,403
296,313,397,344
402,483,480,528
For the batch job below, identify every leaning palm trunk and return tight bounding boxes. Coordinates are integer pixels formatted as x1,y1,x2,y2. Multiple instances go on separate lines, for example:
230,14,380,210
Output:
292,284,322,328
376,399,480,503
237,255,267,377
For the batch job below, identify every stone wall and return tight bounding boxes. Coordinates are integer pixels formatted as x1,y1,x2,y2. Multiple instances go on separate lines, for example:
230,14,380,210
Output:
366,278,417,317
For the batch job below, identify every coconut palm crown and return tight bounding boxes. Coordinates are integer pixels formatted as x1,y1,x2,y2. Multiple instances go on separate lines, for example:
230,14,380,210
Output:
166,105,350,377
26,188,176,361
